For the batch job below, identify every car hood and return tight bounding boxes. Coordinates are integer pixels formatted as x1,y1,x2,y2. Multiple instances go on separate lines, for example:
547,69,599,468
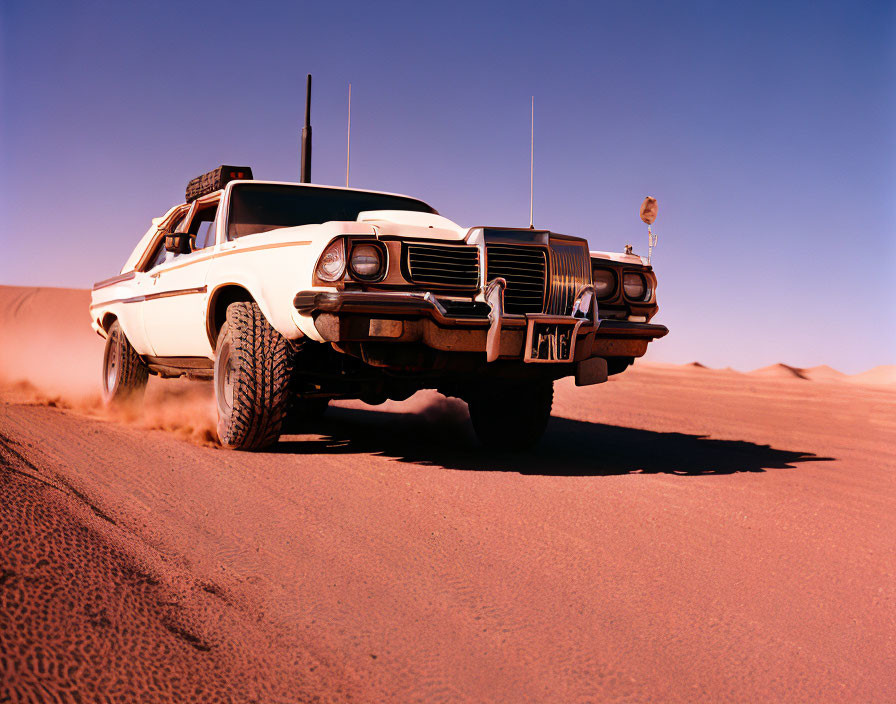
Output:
357,210,469,241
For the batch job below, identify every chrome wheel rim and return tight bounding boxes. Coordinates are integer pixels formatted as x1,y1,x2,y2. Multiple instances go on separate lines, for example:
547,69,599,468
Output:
215,341,235,415
104,330,120,393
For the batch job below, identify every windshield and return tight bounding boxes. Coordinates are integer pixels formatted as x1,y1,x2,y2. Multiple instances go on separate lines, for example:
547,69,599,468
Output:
227,183,438,239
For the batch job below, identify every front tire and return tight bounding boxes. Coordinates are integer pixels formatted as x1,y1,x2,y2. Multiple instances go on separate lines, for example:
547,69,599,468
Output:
214,302,293,450
466,379,554,450
101,320,148,405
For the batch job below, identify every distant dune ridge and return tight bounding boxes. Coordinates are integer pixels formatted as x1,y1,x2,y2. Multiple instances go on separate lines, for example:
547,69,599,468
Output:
802,365,848,381
850,365,896,385
744,362,894,385
750,363,808,380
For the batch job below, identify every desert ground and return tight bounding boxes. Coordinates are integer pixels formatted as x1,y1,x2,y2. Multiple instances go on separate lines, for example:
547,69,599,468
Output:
1,284,894,703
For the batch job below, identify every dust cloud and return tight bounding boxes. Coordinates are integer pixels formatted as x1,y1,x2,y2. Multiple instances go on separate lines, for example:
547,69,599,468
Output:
0,285,217,446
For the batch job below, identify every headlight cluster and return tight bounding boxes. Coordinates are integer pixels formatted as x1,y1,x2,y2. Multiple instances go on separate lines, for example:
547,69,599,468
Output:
316,238,386,283
592,266,651,301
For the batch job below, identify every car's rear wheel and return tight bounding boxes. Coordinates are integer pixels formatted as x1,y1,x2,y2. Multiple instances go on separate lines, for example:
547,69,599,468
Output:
466,379,554,450
214,302,293,450
101,320,149,405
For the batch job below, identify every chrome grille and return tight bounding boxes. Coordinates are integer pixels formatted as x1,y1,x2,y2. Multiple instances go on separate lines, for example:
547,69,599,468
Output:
405,244,480,288
546,242,591,315
485,244,547,314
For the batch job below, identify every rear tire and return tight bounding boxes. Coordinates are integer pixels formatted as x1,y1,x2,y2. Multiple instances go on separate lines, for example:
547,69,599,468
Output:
467,379,554,450
101,320,148,405
214,302,293,450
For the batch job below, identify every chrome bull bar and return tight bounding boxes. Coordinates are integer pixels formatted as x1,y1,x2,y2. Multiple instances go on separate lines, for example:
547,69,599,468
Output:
485,280,599,363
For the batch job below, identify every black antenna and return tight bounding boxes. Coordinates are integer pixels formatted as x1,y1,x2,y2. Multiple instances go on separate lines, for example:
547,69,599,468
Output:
300,74,312,183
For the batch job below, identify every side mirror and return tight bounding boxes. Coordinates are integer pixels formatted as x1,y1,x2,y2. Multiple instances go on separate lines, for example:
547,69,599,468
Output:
164,232,194,254
639,196,658,225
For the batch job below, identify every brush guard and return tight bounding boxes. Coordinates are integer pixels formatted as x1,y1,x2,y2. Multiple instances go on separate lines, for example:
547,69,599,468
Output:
485,281,597,363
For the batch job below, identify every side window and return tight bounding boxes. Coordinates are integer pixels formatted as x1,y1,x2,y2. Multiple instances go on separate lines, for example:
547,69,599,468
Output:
189,203,220,250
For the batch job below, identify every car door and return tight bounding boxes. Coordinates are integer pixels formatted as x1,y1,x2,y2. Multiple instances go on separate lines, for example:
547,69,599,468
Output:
141,198,220,358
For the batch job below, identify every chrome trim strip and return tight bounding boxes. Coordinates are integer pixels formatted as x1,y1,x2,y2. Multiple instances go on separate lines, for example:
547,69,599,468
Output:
92,272,136,290
89,285,207,309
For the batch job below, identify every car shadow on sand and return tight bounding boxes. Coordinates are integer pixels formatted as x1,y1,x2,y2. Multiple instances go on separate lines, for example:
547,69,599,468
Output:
276,405,834,477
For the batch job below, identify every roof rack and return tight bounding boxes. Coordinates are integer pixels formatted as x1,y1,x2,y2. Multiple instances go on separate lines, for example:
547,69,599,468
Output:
186,165,253,202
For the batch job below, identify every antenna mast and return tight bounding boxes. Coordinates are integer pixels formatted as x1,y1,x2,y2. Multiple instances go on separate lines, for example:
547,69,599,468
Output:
300,74,312,183
529,96,535,229
345,83,352,187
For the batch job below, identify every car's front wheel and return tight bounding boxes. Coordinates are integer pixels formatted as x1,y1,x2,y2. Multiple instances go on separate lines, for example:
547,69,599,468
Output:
101,320,149,405
214,302,293,450
466,379,554,450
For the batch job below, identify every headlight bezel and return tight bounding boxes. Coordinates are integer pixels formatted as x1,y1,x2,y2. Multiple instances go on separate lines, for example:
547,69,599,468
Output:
622,271,649,301
348,240,387,282
592,267,617,299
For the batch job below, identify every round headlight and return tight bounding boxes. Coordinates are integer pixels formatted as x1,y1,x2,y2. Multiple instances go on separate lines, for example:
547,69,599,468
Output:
623,272,647,300
316,239,345,282
349,243,383,280
593,268,616,298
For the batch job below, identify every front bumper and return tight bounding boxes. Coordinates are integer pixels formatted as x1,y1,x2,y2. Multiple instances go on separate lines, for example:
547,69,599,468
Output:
293,290,668,361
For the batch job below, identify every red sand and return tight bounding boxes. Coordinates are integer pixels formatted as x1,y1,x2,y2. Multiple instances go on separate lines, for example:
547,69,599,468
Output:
1,285,894,702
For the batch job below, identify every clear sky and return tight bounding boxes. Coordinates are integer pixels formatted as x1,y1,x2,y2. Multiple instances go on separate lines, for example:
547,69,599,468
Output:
2,0,893,372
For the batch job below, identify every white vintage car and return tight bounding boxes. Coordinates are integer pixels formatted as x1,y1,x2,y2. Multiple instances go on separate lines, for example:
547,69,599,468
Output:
90,165,667,450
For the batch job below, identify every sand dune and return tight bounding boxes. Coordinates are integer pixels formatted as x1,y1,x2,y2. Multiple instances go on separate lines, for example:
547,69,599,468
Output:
802,364,847,381
1,284,895,702
849,364,896,386
749,363,808,379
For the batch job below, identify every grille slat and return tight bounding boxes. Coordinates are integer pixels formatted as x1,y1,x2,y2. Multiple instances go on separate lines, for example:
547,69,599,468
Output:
407,260,479,271
406,244,480,288
546,242,591,315
409,254,479,265
486,244,547,314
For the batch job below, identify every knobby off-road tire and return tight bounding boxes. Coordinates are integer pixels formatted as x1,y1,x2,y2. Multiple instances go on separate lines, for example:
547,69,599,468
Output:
466,379,554,450
214,302,293,450
102,320,149,406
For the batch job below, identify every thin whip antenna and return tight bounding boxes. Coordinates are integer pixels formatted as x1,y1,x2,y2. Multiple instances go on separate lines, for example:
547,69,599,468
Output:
529,96,535,229
345,83,352,187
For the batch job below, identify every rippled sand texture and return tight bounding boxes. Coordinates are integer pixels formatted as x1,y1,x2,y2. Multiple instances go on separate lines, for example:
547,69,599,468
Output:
1,285,894,702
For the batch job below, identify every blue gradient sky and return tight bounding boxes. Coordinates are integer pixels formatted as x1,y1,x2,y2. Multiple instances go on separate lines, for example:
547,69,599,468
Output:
2,1,893,372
